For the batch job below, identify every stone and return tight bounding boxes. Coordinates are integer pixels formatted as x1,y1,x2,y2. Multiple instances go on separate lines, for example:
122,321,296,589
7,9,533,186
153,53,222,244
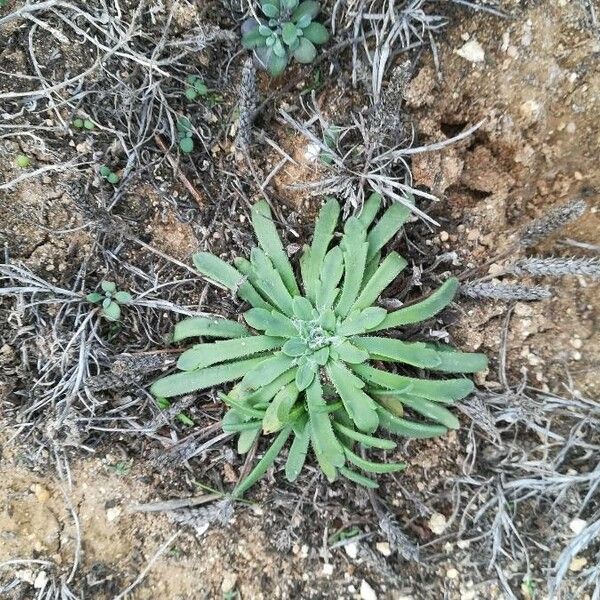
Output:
428,512,448,535
569,518,587,535
456,39,485,63
360,579,377,600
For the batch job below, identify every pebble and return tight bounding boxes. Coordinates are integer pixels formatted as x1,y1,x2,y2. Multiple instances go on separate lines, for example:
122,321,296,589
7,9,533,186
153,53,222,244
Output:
570,338,583,349
105,506,121,522
221,572,237,593
344,541,359,559
439,230,449,242
32,484,50,504
455,39,485,63
376,542,392,557
569,518,587,535
322,563,334,576
569,556,587,572
360,579,377,600
33,571,48,589
446,568,459,580
428,512,448,535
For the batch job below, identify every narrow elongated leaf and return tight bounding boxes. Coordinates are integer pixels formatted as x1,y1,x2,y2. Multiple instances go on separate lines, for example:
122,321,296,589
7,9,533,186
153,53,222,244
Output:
193,252,272,310
362,252,381,287
231,369,296,405
242,353,296,389
366,196,414,262
371,278,459,331
342,446,406,474
262,382,299,433
351,252,407,311
374,393,459,429
316,246,343,310
357,192,382,229
302,198,340,302
306,378,345,475
424,344,488,373
233,426,293,498
334,340,369,364
336,218,368,317
173,316,250,342
177,335,284,371
251,200,300,295
339,466,378,488
332,421,396,450
250,248,295,315
244,308,297,337
285,419,311,481
292,295,314,320
220,392,266,419
376,406,448,438
353,337,442,369
238,427,260,454
326,361,379,433
295,360,317,391
151,356,265,398
352,363,474,403
337,306,387,336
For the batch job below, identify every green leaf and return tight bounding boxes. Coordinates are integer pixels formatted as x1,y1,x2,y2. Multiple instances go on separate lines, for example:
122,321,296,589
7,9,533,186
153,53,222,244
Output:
185,88,197,101
102,301,121,322
334,340,369,364
293,37,316,63
101,281,117,293
230,368,296,405
86,292,103,303
261,2,280,18
366,196,414,262
264,50,289,77
326,361,379,433
295,360,316,391
292,296,314,320
351,363,475,404
150,356,264,398
176,335,284,371
243,27,267,49
312,346,329,365
372,278,459,331
233,426,293,498
376,406,448,439
358,193,382,229
424,344,488,373
173,317,250,342
339,466,378,489
251,200,300,296
262,382,299,433
351,252,407,311
337,306,387,337
292,0,320,21
285,419,311,481
193,252,272,310
316,246,343,310
362,252,381,286
332,422,396,450
374,393,460,429
238,427,260,454
282,338,308,357
113,291,132,304
306,378,345,476
336,218,368,317
242,353,296,389
244,308,297,337
282,22,299,45
179,137,194,154
342,446,406,474
301,21,329,44
220,393,266,419
249,248,295,316
107,172,120,185
99,165,111,177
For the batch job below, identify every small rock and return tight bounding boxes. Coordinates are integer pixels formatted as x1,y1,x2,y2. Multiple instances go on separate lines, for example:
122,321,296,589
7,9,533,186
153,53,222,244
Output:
428,512,448,535
105,506,121,522
360,579,377,600
569,518,587,535
569,556,587,572
446,568,459,580
455,39,485,63
376,541,392,557
439,230,449,242
344,541,359,559
570,338,583,349
221,572,237,593
32,484,50,504
33,571,48,589
322,563,334,576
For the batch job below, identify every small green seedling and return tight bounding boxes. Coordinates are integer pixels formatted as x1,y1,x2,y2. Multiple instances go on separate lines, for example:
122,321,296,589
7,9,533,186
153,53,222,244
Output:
86,281,132,322
99,165,120,184
184,75,208,101
16,154,31,168
176,117,194,154
110,462,131,476
242,0,329,77
155,397,195,426
73,118,95,130
0,0,8,8
319,125,342,165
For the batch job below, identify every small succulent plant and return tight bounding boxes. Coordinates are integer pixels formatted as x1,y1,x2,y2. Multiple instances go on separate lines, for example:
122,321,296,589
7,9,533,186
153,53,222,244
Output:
151,195,487,496
86,281,132,322
242,0,329,77
99,165,120,184
73,118,95,130
15,154,31,168
184,75,208,101
176,116,194,154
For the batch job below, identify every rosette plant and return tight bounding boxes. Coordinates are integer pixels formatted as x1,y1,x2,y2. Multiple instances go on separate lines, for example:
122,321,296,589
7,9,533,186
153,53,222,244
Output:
151,195,487,496
242,0,329,76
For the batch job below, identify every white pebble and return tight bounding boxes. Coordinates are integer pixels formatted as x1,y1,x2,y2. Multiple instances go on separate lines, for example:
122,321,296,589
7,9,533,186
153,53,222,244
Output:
360,579,377,600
